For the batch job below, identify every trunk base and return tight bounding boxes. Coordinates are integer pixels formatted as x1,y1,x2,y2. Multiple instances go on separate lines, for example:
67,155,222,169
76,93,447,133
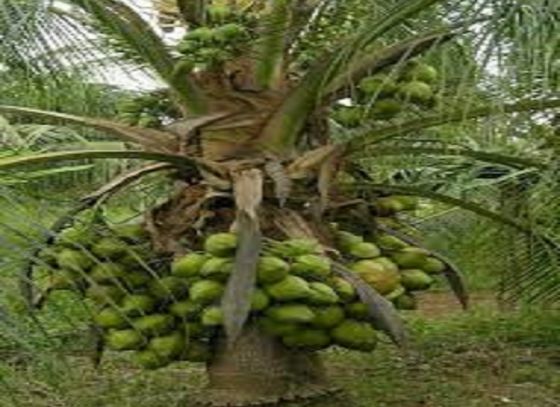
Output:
183,326,346,407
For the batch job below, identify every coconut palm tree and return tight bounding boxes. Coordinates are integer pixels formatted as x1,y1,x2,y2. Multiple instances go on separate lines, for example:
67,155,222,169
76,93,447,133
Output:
0,0,559,405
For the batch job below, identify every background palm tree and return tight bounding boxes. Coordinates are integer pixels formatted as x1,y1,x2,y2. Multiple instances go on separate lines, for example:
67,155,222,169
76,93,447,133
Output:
0,0,558,404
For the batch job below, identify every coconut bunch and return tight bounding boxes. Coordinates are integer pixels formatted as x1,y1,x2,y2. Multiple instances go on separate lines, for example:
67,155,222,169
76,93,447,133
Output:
334,225,446,311
171,234,379,355
116,93,176,128
332,59,439,127
32,217,446,371
176,5,255,69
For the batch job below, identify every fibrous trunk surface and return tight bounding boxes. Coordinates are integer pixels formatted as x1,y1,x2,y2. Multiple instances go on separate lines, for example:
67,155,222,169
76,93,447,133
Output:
189,325,343,407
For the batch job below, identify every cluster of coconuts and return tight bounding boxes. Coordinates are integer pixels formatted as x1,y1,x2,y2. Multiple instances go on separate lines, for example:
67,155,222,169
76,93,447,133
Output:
176,5,255,69
32,200,445,370
332,59,439,127
116,94,175,128
171,234,380,354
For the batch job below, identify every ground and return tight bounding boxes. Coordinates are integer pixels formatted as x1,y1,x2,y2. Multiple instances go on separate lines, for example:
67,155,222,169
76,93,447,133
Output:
0,292,558,407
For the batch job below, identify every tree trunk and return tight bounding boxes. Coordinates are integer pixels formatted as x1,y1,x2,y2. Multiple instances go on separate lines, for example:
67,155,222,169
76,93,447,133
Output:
190,325,341,407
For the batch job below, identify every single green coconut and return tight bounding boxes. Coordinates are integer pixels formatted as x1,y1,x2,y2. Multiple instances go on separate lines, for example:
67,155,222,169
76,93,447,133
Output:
133,314,175,336
291,254,331,280
400,269,434,291
171,253,208,278
348,242,381,259
90,263,126,283
310,305,346,329
148,331,185,359
189,280,225,305
283,329,331,350
105,329,145,351
265,275,312,302
327,276,357,302
307,282,340,305
204,233,238,257
169,300,202,320
331,320,378,352
266,304,316,324
398,81,433,104
201,306,224,326
94,308,128,329
148,276,189,300
256,256,290,284
199,257,233,281
121,294,156,316
57,249,93,272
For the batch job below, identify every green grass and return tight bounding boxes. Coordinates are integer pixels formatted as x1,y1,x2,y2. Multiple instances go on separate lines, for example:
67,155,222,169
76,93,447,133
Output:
0,303,558,407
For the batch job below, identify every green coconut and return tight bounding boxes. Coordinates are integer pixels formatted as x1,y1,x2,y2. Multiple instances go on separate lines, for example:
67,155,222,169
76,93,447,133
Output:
391,247,430,269
94,308,128,329
250,289,270,312
90,263,126,283
345,302,370,321
171,253,208,278
372,257,400,273
374,197,405,215
204,233,238,257
371,99,403,120
121,271,151,288
268,238,320,258
121,294,156,316
308,282,340,305
199,257,233,281
328,277,357,302
133,349,170,370
331,320,378,351
57,249,93,272
105,329,145,351
47,270,83,290
358,74,398,96
201,306,224,326
400,269,433,291
384,285,406,301
310,305,345,329
351,260,401,295
169,300,202,320
422,257,446,274
291,254,331,280
348,242,381,259
332,106,363,128
257,317,299,337
186,27,215,43
86,284,127,306
256,256,290,284
375,234,409,250
398,81,433,104
214,23,247,42
393,293,417,310
183,322,206,338
335,231,364,251
148,331,185,359
283,329,331,350
111,223,148,243
402,62,438,83
133,314,175,336
148,276,189,300
57,227,97,248
189,280,225,305
266,304,316,324
265,275,312,302
92,237,128,259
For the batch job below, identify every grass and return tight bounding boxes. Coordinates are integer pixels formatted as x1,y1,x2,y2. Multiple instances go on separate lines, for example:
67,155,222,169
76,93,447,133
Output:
0,299,558,407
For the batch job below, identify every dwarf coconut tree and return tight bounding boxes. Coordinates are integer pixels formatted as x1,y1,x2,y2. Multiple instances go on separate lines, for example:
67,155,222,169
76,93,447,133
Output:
0,0,559,405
